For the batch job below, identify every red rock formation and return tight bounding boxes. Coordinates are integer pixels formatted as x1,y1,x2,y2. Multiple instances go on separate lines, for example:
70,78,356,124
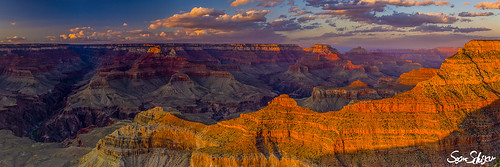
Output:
396,68,439,86
81,40,500,166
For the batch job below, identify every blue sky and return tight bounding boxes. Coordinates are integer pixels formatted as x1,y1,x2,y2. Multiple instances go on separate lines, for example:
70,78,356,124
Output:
1,0,499,49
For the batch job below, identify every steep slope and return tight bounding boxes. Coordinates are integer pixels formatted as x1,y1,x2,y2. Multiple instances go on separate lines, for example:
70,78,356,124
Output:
396,67,439,85
81,40,500,166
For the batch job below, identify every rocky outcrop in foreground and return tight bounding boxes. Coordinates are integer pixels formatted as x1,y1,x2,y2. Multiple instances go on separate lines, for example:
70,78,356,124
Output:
80,40,500,166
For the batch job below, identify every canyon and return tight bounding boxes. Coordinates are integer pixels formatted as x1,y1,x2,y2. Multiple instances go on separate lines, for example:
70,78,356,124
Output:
79,40,500,166
0,41,483,166
1,43,443,142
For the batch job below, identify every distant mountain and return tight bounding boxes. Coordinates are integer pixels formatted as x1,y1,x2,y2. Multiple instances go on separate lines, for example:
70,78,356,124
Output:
376,47,459,68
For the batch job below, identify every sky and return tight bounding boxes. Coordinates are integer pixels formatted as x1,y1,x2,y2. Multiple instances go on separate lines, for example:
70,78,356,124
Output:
1,0,500,49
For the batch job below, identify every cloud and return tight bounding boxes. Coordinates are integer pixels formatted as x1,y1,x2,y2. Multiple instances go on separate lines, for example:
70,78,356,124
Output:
411,25,492,33
463,2,470,5
303,23,321,29
289,5,299,13
123,23,128,26
148,7,268,31
49,7,285,43
1,36,27,43
458,12,494,17
453,27,492,33
47,27,156,42
289,6,313,16
377,12,458,27
69,27,93,32
337,33,499,49
231,0,254,6
269,19,302,31
325,19,336,27
231,10,270,22
268,18,320,31
460,18,472,22
297,32,355,41
306,0,449,9
297,15,318,23
230,0,293,7
411,25,456,32
310,0,453,27
350,26,405,33
474,0,500,9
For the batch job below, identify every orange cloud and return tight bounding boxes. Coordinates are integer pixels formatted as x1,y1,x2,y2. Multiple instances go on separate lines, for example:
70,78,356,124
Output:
458,12,494,17
69,27,93,32
148,7,269,30
230,0,290,7
231,0,254,7
1,36,27,43
474,0,500,9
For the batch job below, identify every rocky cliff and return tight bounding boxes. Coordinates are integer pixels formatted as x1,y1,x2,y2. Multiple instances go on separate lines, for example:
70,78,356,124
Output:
80,40,500,166
396,68,439,85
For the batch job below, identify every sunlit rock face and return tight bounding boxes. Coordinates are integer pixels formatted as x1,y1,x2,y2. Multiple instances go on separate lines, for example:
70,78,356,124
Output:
396,68,439,86
297,68,438,113
80,40,500,166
